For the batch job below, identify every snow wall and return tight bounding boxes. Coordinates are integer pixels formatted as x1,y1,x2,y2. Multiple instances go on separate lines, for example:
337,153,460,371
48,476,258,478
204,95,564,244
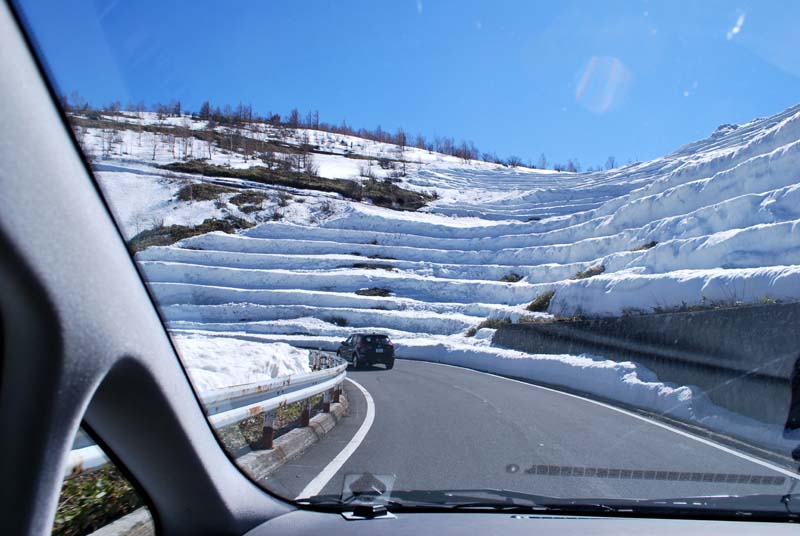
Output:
493,302,800,424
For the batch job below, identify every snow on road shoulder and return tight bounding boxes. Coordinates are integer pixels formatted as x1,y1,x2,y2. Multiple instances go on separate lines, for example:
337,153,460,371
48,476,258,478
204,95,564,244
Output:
171,332,311,392
395,339,798,454
396,339,697,418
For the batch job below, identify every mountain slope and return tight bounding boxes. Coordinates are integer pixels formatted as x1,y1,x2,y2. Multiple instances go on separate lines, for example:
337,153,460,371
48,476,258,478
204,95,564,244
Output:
73,104,800,448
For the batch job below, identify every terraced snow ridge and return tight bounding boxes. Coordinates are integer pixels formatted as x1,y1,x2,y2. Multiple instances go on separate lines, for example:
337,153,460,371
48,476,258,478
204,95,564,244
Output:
77,105,800,448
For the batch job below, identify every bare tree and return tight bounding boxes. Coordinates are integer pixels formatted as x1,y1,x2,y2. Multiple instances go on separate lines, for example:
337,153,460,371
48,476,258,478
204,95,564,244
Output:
537,153,548,169
506,155,523,167
304,154,319,176
260,147,276,169
202,119,216,159
288,108,300,128
605,156,617,170
151,128,162,161
106,101,121,122
101,128,111,159
566,158,580,172
69,91,89,113
394,128,407,172
112,130,123,156
359,161,376,180
303,110,320,129
199,100,212,120
236,102,253,126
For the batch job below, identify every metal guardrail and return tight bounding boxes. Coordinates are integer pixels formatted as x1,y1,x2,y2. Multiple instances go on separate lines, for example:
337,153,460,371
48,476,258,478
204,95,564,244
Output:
201,361,346,416
65,355,346,479
64,445,111,480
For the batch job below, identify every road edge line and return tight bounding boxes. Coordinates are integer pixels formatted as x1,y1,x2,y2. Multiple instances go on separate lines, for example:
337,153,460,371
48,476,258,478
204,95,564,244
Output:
295,377,375,499
417,359,800,481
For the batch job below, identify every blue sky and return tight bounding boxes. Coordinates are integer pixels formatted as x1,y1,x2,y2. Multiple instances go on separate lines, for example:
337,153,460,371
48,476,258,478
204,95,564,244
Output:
15,0,800,168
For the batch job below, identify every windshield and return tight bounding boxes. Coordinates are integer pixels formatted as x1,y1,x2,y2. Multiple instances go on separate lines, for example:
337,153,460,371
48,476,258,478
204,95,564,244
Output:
15,0,800,525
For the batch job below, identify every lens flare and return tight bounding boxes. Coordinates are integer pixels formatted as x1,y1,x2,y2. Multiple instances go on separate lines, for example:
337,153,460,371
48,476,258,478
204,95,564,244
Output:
575,56,632,114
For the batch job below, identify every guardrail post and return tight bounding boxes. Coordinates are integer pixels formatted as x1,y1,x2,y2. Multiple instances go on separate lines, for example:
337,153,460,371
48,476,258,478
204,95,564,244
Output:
333,386,340,403
261,411,275,450
323,390,332,413
300,400,310,427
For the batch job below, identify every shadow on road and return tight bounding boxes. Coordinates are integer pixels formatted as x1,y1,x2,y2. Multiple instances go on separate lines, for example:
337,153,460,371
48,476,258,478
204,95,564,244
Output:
348,364,393,372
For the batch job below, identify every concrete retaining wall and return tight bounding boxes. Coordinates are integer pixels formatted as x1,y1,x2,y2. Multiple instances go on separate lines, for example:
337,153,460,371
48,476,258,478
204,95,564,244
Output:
494,302,800,424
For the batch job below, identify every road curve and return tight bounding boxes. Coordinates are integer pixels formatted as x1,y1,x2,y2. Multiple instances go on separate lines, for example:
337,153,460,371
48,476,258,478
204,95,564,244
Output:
264,359,798,501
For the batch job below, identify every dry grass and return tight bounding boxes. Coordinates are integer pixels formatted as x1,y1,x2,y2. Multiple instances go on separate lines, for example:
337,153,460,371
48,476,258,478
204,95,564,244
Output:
526,290,555,312
570,265,606,280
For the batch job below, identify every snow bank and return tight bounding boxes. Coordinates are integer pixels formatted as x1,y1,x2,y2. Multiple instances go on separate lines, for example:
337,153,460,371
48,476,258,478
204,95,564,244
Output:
140,261,544,305
148,282,518,318
395,340,697,419
396,341,799,453
547,265,800,317
138,246,589,284
171,332,310,392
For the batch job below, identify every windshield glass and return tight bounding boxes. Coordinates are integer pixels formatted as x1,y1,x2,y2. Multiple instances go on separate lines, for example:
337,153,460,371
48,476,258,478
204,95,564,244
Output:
15,0,800,521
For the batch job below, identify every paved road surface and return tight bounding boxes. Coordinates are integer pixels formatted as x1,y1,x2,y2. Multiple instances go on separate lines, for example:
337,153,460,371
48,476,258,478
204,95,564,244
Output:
264,359,798,502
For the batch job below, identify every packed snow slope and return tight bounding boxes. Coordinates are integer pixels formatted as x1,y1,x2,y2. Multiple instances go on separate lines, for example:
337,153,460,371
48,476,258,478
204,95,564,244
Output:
115,104,800,333
77,105,800,447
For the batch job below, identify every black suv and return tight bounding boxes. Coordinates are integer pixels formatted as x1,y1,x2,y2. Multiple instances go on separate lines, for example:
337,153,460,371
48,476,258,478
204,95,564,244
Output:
336,334,395,369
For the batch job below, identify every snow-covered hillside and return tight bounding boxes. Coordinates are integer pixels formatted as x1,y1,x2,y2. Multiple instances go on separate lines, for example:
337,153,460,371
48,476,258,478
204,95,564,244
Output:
77,104,800,449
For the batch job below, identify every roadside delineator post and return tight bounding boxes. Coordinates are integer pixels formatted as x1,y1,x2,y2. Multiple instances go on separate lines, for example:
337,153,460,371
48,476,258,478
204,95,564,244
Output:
261,411,275,450
323,390,332,413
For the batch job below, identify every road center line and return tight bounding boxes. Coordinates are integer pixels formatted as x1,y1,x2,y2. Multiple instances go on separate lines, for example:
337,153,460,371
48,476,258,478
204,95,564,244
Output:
421,360,800,481
295,377,375,499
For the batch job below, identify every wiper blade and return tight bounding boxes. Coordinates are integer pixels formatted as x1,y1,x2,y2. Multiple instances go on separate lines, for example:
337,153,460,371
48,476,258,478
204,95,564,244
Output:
463,490,800,517
300,489,799,518
414,489,622,513
297,493,404,509
300,489,613,513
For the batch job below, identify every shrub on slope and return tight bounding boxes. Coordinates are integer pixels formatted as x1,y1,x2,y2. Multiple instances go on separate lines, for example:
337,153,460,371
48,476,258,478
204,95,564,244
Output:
527,290,556,312
571,264,606,280
160,160,432,210
355,287,393,297
129,216,254,252
175,182,235,201
465,318,511,337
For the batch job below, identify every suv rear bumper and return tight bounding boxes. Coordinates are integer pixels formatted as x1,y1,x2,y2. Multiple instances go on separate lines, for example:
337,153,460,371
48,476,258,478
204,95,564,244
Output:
360,350,395,364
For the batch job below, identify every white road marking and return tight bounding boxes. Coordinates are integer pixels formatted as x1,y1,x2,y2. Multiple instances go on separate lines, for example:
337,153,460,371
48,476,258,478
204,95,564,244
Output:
421,360,800,481
295,377,375,499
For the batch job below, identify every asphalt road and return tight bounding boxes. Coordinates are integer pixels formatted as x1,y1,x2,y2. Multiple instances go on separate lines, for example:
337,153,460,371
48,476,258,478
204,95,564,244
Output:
264,359,799,502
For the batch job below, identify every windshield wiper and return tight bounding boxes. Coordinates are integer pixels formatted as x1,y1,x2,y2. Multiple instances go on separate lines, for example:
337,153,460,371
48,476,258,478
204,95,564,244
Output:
299,488,799,519
390,489,635,514
298,493,404,509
